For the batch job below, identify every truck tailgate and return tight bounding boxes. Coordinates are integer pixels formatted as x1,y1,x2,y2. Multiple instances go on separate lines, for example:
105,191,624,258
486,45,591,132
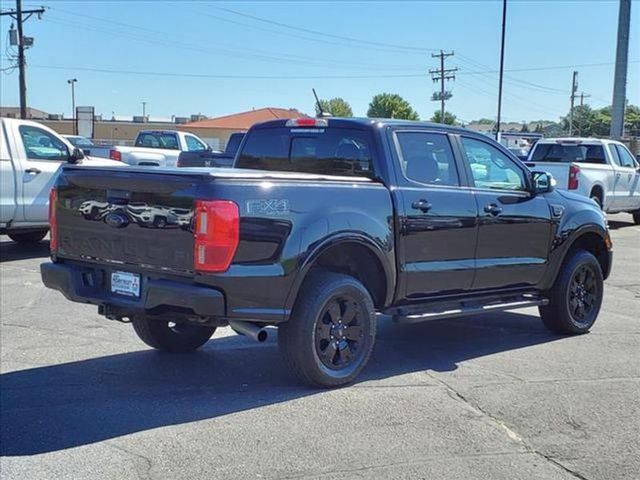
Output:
56,167,202,275
525,161,571,188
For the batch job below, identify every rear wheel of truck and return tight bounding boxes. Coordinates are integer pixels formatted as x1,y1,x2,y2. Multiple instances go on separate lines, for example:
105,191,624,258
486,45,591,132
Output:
131,316,216,352
279,271,376,388
633,210,640,225
8,229,48,244
539,249,603,334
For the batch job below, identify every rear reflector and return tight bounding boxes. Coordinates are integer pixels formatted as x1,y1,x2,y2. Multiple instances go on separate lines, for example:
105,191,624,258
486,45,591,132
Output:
109,149,122,161
194,200,239,272
49,187,58,252
568,164,580,190
285,118,328,128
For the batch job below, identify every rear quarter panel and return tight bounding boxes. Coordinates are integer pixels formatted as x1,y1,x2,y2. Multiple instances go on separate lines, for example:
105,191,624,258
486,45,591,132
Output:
195,179,395,322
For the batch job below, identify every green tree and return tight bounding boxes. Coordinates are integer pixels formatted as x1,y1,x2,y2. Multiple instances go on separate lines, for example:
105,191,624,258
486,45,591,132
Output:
367,93,419,120
562,105,596,136
430,110,458,125
475,118,494,125
520,122,530,133
624,105,640,136
315,97,353,117
534,123,544,133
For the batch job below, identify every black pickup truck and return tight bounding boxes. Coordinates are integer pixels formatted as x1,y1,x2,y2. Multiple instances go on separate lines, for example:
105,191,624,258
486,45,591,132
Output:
41,117,612,387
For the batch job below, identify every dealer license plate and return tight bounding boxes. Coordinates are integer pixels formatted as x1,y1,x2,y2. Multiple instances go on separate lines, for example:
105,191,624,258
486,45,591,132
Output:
111,271,141,298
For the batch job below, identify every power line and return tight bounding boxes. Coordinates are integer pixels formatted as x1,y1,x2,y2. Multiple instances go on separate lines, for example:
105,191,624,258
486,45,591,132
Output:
217,6,437,53
42,13,425,72
29,64,427,79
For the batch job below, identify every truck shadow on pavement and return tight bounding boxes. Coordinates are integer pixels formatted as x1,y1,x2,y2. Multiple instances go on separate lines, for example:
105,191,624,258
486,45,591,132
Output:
0,239,50,262
1,312,564,456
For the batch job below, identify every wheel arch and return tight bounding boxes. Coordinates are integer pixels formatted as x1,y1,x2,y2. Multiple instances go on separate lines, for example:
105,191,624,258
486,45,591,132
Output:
285,232,395,313
545,224,612,288
589,183,605,204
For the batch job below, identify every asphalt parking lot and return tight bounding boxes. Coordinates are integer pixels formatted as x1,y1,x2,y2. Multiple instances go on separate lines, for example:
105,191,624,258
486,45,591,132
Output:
1,213,638,480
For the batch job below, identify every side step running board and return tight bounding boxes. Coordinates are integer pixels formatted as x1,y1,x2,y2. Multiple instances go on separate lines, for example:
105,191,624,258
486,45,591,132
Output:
392,294,548,324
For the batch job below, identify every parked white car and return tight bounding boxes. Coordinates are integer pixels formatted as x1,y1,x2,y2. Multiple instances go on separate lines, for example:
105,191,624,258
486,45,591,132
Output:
1,117,124,244
109,130,212,167
526,138,640,223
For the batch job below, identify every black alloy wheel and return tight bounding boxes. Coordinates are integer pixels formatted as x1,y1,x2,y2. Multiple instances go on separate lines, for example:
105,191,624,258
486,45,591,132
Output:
314,294,367,370
567,263,599,324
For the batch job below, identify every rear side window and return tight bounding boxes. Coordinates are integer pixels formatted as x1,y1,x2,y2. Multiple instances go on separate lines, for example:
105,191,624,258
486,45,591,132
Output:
135,132,179,150
395,132,460,186
531,143,606,164
614,145,638,168
236,128,374,177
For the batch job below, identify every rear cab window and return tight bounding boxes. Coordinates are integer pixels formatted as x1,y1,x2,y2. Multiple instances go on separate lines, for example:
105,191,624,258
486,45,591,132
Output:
531,143,606,164
135,132,180,150
236,127,375,178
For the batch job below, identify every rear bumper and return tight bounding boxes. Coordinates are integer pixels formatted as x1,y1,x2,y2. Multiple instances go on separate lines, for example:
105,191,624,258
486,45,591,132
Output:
40,261,225,318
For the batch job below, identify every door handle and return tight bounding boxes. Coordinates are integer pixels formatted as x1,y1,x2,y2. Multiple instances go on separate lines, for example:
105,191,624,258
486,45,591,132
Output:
411,199,432,212
25,168,42,175
484,203,502,216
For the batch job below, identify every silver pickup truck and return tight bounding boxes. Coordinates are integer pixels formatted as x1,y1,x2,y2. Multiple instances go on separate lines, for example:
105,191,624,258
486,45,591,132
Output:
1,117,122,244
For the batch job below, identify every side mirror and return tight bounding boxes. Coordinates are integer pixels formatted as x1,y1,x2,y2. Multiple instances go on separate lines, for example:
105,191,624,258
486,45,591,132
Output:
531,171,555,194
68,147,85,164
206,145,213,152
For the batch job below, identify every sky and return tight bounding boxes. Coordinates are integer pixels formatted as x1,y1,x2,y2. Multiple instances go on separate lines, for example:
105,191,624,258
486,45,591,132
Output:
0,0,638,123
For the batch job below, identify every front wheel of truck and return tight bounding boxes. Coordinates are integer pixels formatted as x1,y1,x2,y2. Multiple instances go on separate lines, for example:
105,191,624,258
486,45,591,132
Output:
539,249,603,334
279,271,376,388
131,316,216,352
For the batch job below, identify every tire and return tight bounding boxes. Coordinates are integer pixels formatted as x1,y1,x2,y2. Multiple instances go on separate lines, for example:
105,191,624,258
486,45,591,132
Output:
131,316,215,352
8,229,48,244
278,271,376,388
153,216,167,228
539,250,603,334
633,211,640,225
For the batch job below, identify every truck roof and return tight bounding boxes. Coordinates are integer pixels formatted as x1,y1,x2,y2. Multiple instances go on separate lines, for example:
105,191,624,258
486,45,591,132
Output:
536,137,623,145
251,117,475,136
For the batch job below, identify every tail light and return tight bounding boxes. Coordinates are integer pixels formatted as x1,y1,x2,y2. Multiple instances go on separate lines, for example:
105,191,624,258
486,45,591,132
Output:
568,164,580,190
194,200,239,272
109,149,122,161
48,187,58,252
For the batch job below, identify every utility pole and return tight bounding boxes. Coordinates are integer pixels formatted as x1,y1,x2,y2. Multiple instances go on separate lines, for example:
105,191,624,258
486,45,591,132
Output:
569,71,578,136
576,92,591,136
610,0,631,138
0,1,45,119
429,51,457,123
67,78,77,133
142,101,147,119
579,92,591,107
496,0,507,140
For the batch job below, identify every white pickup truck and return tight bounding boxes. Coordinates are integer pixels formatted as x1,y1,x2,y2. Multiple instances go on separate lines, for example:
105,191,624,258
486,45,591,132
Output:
1,117,122,244
526,138,640,223
108,130,212,167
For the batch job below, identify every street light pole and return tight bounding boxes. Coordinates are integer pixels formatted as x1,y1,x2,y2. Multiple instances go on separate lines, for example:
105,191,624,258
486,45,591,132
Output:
496,0,507,141
67,78,77,134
